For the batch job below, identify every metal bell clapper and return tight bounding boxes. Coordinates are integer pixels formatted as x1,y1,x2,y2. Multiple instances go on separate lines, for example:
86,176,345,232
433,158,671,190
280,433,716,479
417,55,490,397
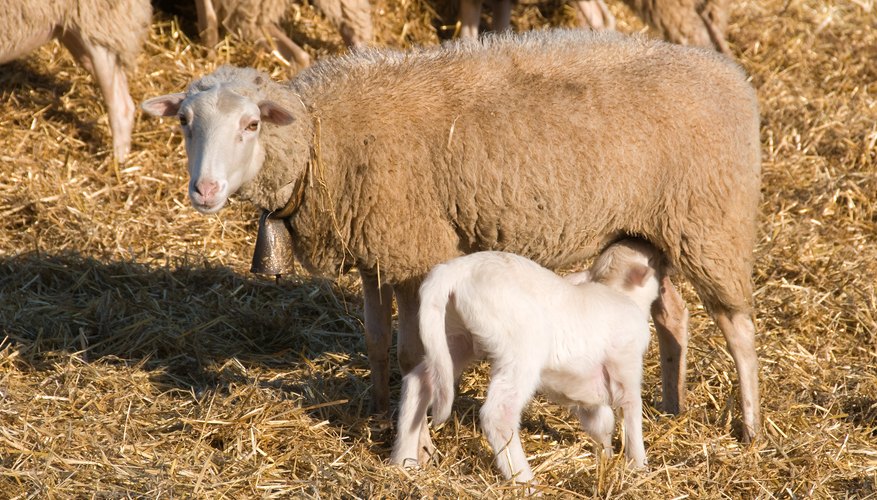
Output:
250,210,297,281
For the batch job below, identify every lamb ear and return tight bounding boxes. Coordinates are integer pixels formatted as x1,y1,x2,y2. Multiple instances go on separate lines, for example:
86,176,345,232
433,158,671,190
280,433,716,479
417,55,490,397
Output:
141,93,187,117
564,270,591,285
258,100,295,126
625,264,654,289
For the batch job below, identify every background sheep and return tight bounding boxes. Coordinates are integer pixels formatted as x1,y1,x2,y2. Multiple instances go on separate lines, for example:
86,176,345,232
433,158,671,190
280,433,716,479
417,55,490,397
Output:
459,0,617,39
141,29,762,441
392,242,662,483
460,0,729,54
194,0,373,71
459,0,615,40
0,0,152,162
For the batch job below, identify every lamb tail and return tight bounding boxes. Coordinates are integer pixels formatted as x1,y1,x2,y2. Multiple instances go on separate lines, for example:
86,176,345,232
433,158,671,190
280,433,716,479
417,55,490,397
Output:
418,266,458,425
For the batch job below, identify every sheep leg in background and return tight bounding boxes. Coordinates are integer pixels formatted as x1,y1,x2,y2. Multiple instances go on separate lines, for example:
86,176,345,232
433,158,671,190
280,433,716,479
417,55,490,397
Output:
698,8,731,55
713,308,760,442
312,0,374,47
195,0,220,48
265,23,311,69
458,0,483,39
337,0,374,46
651,275,689,414
627,0,731,54
458,0,512,39
60,30,134,162
571,0,616,31
490,0,513,33
361,272,394,414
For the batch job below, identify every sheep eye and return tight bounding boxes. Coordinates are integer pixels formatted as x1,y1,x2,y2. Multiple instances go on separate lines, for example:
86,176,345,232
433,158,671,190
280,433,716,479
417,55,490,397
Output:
246,120,259,132
179,115,188,127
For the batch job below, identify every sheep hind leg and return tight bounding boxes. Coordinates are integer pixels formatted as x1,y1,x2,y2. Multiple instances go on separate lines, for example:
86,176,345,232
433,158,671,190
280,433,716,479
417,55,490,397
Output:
573,404,615,459
195,0,220,48
60,31,134,162
361,272,394,415
391,363,433,467
458,0,483,39
651,275,689,415
480,371,539,485
265,24,311,71
571,0,616,31
394,279,435,462
490,0,513,33
713,308,760,443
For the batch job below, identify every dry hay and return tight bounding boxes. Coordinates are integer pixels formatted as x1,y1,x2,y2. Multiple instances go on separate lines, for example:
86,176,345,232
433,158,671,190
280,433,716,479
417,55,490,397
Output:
0,0,875,496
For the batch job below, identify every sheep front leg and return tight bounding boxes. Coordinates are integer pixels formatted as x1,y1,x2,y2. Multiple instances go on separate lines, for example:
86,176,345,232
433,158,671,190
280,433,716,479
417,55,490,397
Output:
620,392,646,468
607,362,647,468
60,31,134,162
713,309,760,442
361,272,394,414
650,275,689,414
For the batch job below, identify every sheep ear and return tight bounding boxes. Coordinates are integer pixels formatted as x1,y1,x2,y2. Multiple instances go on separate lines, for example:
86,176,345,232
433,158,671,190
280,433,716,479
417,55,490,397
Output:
258,100,295,126
141,93,187,117
625,264,654,289
564,270,591,285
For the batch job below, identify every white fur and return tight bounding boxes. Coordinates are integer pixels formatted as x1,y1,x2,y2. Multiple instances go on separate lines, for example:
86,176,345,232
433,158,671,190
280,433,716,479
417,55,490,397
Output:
391,243,660,485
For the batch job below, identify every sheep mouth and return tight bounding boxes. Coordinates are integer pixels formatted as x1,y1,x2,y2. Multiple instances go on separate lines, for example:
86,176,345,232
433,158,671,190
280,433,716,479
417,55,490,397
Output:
192,199,227,214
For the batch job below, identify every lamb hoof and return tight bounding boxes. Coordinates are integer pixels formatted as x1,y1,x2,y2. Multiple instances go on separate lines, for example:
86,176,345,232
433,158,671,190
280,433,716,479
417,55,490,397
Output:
417,443,435,466
394,457,422,469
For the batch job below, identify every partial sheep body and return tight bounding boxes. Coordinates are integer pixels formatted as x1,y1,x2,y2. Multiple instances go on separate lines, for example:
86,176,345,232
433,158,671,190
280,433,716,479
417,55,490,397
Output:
623,0,730,53
312,0,374,47
0,0,152,161
459,0,616,40
460,0,729,54
142,29,762,441
391,243,660,482
195,0,373,71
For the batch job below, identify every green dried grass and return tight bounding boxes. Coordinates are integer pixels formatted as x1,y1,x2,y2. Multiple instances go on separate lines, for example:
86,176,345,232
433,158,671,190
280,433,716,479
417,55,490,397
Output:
1,0,876,497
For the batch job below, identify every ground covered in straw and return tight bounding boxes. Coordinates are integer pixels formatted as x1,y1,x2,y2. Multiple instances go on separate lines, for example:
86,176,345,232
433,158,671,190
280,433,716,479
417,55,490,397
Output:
0,0,875,497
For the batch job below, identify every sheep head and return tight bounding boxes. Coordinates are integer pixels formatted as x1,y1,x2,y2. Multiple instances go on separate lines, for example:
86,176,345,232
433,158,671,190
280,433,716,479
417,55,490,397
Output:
142,81,295,214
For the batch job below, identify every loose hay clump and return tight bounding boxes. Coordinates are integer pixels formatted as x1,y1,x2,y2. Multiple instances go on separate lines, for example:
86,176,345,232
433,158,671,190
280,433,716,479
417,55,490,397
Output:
1,0,876,497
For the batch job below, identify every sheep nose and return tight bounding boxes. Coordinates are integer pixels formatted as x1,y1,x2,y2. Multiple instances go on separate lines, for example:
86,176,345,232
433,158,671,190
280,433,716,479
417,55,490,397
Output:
194,180,220,200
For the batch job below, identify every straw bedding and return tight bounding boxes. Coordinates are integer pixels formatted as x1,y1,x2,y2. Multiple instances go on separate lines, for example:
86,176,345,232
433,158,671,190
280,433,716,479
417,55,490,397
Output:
0,0,875,497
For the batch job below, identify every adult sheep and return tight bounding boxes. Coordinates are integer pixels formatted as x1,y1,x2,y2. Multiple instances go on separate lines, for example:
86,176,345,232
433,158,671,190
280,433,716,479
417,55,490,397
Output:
0,0,153,162
141,29,763,442
460,0,730,55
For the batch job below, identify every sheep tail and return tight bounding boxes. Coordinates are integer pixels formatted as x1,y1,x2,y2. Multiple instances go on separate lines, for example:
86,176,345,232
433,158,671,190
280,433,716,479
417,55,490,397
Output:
418,265,457,426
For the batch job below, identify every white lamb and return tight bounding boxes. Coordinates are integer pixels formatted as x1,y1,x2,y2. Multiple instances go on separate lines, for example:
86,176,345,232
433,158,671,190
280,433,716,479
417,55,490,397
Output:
391,239,662,485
